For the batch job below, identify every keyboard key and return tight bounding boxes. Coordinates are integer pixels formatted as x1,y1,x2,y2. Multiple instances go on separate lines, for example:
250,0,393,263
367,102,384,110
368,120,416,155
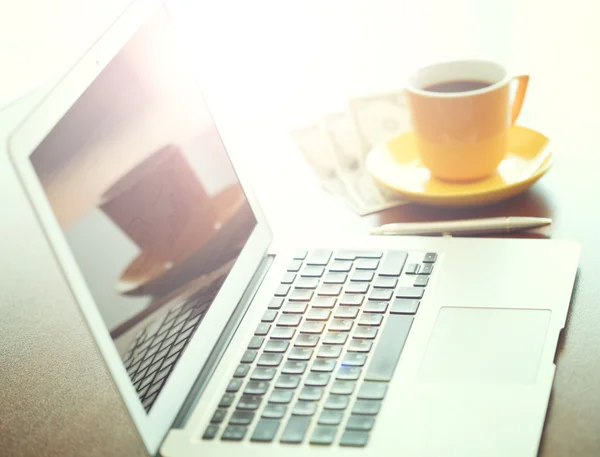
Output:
221,425,247,441
339,430,369,447
329,260,353,272
211,409,227,424
295,277,319,289
268,297,285,309
353,326,378,339
250,367,277,381
283,302,308,314
348,339,373,352
269,389,294,404
306,308,331,321
355,258,379,270
378,252,408,276
255,323,271,336
318,410,344,425
295,334,319,347
275,285,291,297
281,272,296,285
300,322,325,334
257,353,283,367
294,250,308,260
282,361,307,375
334,306,359,319
335,250,383,260
292,400,319,415
423,252,437,263
244,381,269,395
310,425,337,445
336,366,361,380
202,424,219,439
311,296,337,308
271,327,296,339
329,319,353,332
351,270,375,282
365,314,413,382
414,275,429,287
345,282,369,294
390,298,420,314
311,359,337,372
242,349,258,363
305,372,330,387
287,260,302,272
330,380,355,395
262,404,287,419
262,310,278,323
226,378,243,393
219,393,235,407
346,415,375,431
301,266,325,278
324,395,349,410
323,332,348,345
317,345,342,358
318,284,342,296
396,287,424,299
251,418,281,442
248,336,264,350
288,348,313,360
342,353,367,366
339,294,364,306
372,276,398,289
229,410,255,425
277,314,302,327
234,364,250,378
298,386,323,401
306,249,332,266
323,273,347,284
289,289,314,301
357,381,388,400
280,416,311,443
264,339,290,353
369,289,393,301
358,314,383,326
237,395,262,411
275,374,301,389
420,263,434,275
352,400,381,415
404,263,419,274
363,301,388,313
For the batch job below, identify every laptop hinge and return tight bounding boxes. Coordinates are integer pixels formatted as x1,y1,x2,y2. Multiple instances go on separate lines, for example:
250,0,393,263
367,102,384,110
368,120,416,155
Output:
171,253,275,428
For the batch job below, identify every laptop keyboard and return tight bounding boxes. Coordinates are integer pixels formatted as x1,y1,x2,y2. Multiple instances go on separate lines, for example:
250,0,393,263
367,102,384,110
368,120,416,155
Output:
202,249,437,446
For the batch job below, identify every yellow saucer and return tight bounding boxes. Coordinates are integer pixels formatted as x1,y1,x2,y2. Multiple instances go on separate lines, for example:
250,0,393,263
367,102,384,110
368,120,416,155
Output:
366,125,553,207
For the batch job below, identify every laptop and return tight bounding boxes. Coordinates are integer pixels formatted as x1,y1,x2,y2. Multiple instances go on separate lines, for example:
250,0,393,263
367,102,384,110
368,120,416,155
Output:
8,1,580,456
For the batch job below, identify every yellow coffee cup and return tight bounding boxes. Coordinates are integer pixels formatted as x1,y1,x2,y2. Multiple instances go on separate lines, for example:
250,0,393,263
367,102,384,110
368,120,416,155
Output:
404,60,529,182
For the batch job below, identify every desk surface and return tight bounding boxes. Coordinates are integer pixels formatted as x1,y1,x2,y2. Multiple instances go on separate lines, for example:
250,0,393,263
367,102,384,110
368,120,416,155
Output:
2,1,600,456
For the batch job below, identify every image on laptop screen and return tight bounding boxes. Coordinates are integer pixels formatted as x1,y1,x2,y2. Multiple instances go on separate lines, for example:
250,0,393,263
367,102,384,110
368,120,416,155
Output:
27,8,257,412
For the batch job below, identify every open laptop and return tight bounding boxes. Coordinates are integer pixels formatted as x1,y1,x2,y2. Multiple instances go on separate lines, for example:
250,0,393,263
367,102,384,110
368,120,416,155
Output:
8,1,580,456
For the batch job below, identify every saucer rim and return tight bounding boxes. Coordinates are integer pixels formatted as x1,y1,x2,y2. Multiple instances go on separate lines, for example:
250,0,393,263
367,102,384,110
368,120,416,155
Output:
366,125,553,207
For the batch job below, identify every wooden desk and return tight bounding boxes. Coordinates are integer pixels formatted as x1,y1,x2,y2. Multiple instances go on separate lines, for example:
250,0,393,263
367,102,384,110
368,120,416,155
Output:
2,1,600,456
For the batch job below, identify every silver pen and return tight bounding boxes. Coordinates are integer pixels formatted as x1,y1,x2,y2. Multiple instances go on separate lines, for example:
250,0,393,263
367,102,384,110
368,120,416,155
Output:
370,217,552,236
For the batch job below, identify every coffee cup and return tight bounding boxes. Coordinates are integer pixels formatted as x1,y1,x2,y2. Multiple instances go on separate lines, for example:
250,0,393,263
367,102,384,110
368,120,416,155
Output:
404,60,529,182
99,144,217,263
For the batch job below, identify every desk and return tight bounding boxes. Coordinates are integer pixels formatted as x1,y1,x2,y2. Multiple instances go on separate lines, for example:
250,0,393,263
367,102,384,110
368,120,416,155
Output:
1,1,600,456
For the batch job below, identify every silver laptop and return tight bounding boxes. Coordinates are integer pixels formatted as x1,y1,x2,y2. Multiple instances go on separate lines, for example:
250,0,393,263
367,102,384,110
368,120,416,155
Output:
8,1,580,456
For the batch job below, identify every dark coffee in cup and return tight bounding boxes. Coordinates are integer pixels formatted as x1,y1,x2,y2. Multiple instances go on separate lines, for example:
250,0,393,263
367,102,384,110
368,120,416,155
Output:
424,79,492,93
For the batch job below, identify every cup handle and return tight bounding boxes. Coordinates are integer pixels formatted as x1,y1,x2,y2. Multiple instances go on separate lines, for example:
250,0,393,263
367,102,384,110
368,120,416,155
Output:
510,75,529,125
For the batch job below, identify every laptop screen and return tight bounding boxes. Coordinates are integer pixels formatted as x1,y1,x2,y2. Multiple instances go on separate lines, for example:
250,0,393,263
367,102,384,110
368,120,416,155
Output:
27,8,256,412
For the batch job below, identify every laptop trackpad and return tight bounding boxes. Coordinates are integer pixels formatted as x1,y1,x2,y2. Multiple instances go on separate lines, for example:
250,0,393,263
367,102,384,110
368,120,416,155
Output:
419,307,551,385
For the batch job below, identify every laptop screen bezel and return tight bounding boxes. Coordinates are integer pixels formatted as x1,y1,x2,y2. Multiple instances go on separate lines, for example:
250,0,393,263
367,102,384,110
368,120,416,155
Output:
7,0,273,454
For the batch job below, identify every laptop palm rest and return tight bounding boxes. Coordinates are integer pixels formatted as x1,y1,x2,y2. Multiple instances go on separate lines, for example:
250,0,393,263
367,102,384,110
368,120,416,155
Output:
420,307,551,385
